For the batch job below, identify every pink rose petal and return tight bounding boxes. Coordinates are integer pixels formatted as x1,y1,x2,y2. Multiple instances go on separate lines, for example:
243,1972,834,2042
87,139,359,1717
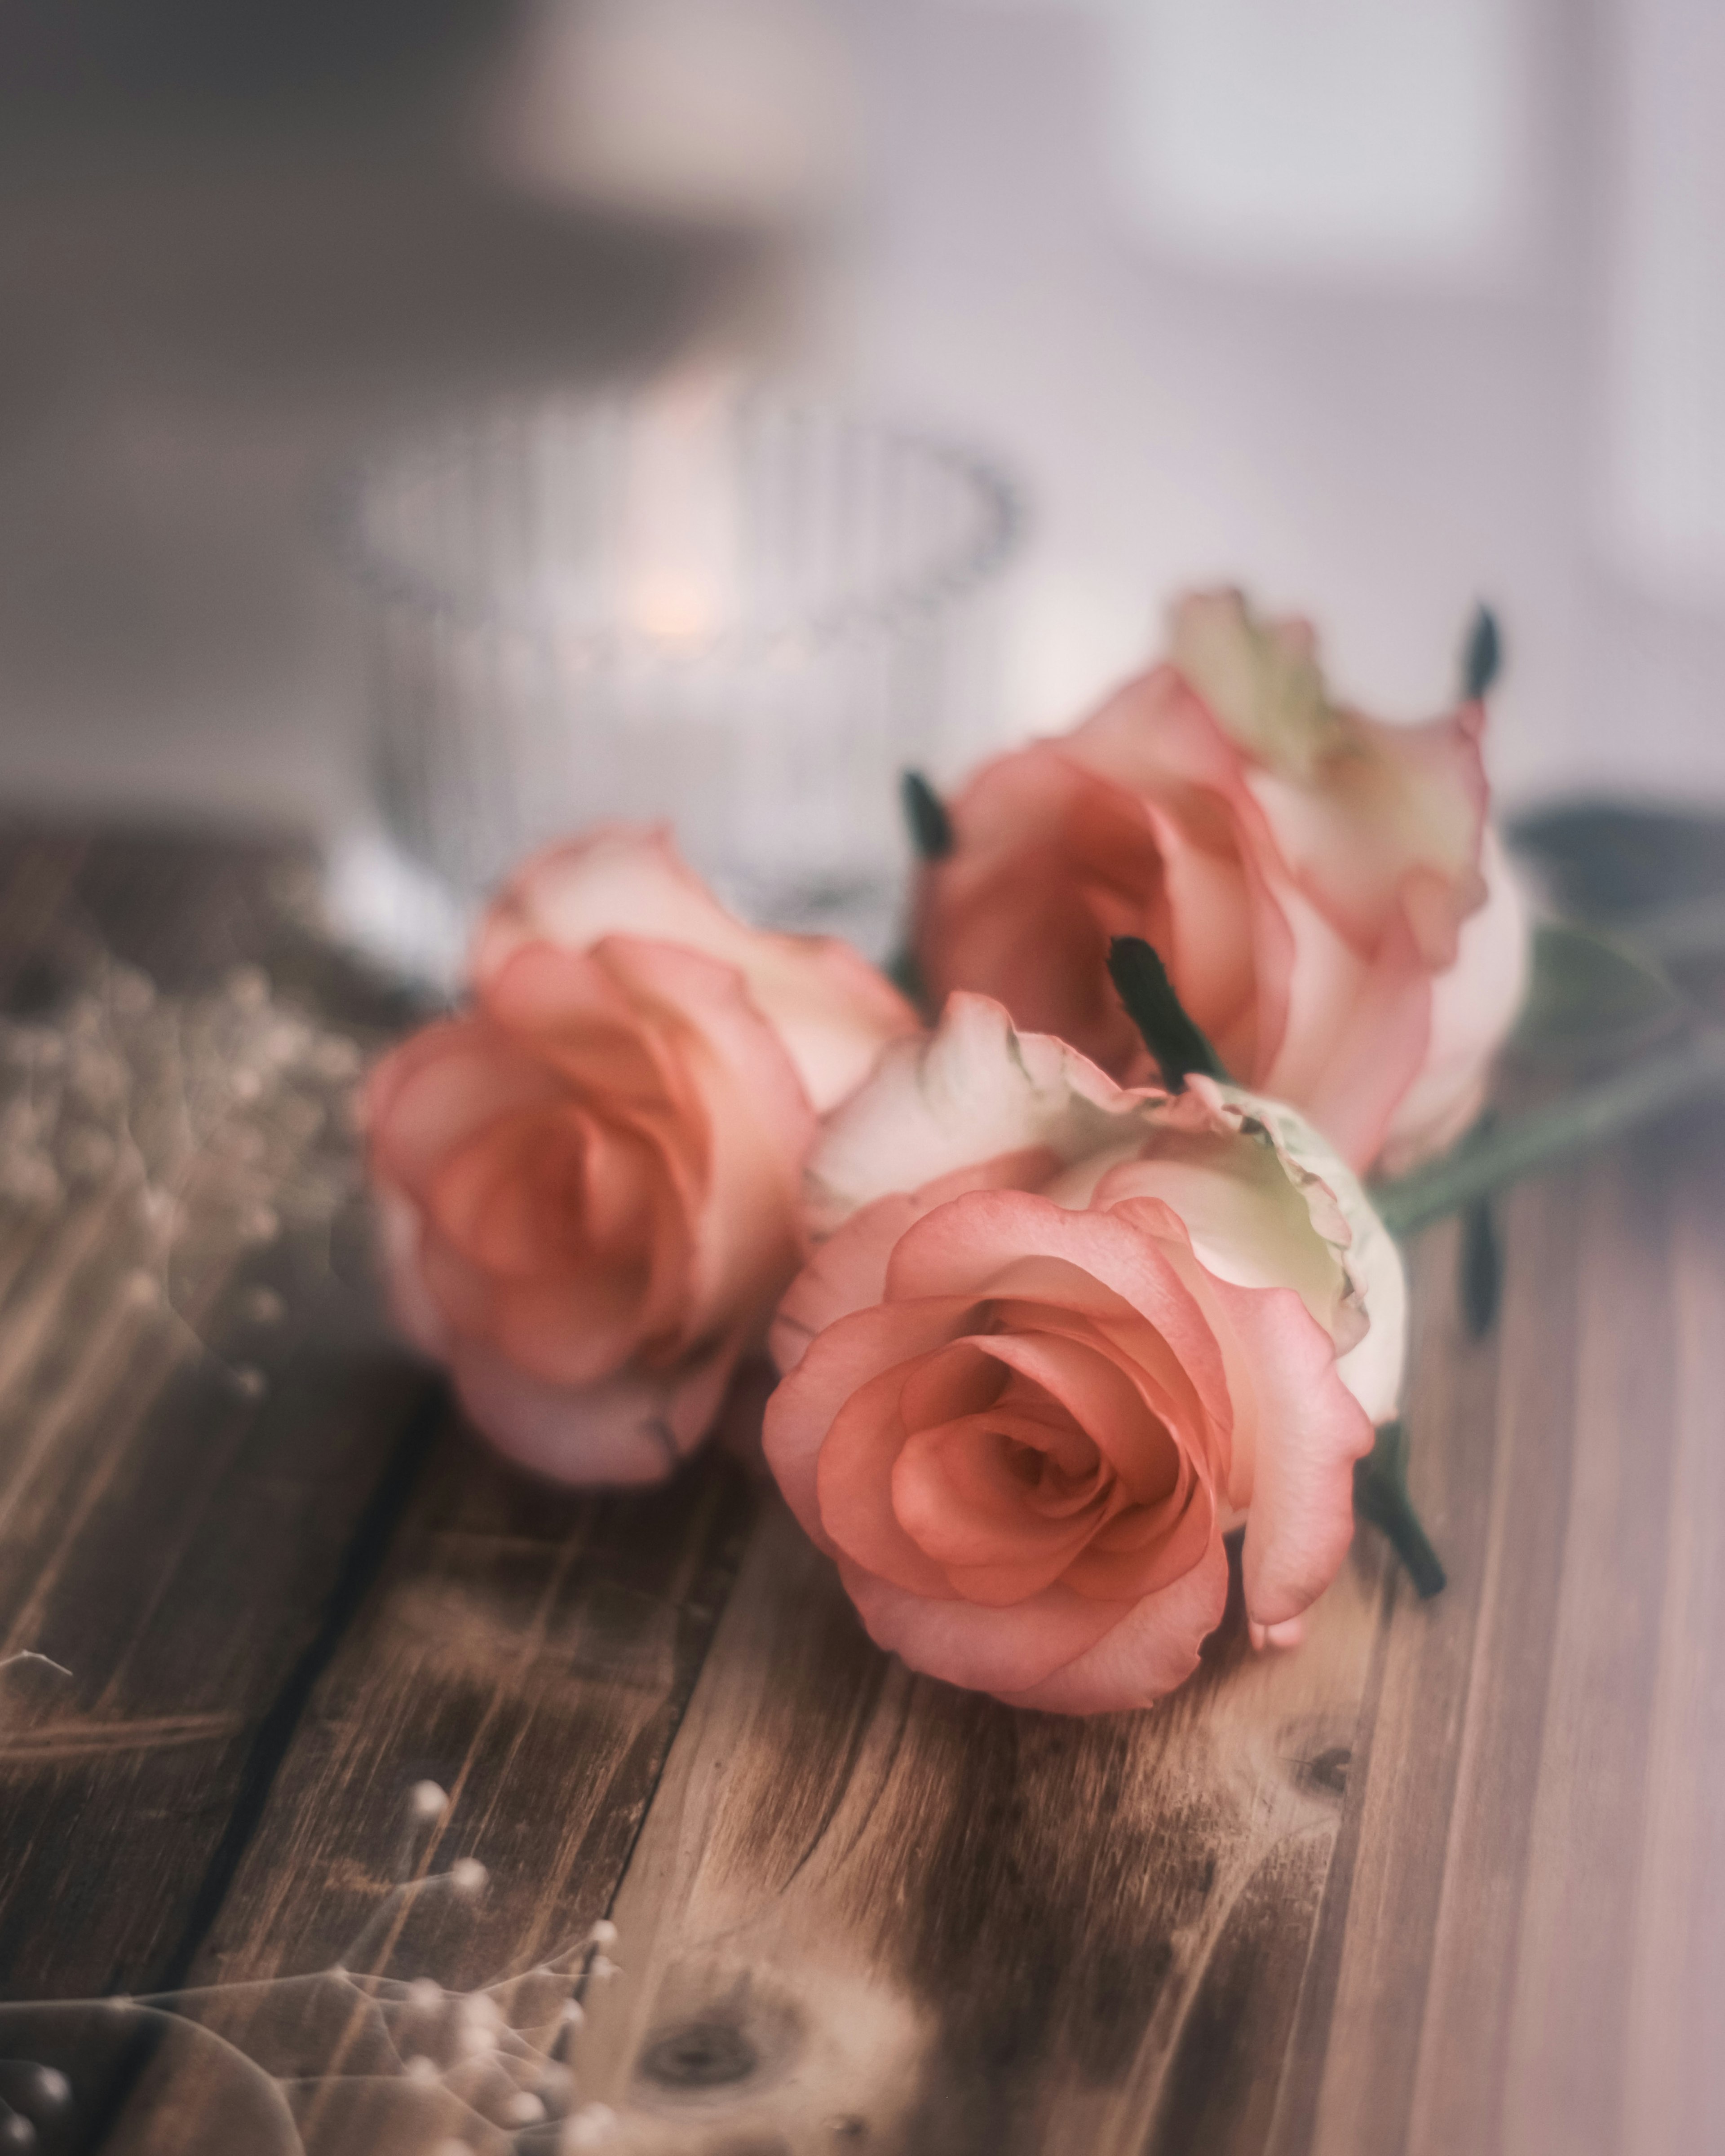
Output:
450,1334,736,1486
993,1531,1230,1714
762,1296,984,1549
1211,1279,1374,1627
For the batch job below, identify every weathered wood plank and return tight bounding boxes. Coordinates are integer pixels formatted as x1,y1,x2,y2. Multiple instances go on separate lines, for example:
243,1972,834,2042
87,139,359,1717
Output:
567,1474,1402,2151
0,831,438,2012
1620,1128,1725,2156
0,830,763,2156
3,811,1723,2156
185,1441,756,1999
1260,1188,1511,2156
1298,1171,1584,2155
514,1131,1725,2155
1289,1124,1725,2156
1491,1129,1711,2156
85,1440,756,2155
1457,1148,1671,2156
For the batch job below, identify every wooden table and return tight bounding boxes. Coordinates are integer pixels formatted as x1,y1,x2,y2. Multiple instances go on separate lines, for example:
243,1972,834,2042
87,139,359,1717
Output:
0,827,1719,2156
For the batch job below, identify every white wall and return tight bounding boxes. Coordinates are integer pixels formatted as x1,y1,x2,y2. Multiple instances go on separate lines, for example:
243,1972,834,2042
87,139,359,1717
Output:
2,0,1722,829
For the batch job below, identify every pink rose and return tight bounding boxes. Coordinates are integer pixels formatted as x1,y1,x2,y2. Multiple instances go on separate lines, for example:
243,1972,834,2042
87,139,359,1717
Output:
764,994,1405,1713
916,590,1528,1172
366,826,918,1484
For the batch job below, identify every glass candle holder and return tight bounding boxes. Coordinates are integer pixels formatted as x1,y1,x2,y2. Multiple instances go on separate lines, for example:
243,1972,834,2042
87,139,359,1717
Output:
333,384,1021,979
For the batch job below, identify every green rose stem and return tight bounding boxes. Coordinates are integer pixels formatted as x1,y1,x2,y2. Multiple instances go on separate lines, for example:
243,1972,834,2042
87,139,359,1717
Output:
1106,937,1227,1089
1101,937,1452,1602
887,770,953,1014
1370,1024,1725,1239
901,769,954,862
1460,1195,1501,1339
1460,601,1502,701
1355,1422,1446,1599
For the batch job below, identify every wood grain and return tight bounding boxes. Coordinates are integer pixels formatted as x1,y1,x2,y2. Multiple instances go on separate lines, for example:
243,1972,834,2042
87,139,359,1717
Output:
570,1490,1395,2153
92,1438,756,2156
538,1133,1725,2156
1296,1128,1725,2156
2,820,1723,2156
0,831,764,2156
0,835,438,2047
186,1440,755,1994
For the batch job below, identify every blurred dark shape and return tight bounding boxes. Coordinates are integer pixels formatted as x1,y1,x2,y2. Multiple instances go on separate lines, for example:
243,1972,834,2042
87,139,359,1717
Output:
0,0,778,396
901,772,953,864
1460,1193,1500,1339
0,0,801,839
1510,802,1725,923
0,0,509,117
1460,601,1502,702
1107,935,1227,1091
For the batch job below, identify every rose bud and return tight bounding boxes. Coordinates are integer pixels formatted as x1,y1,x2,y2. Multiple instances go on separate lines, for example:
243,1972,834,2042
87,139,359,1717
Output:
914,588,1528,1174
765,993,1405,1714
365,826,918,1484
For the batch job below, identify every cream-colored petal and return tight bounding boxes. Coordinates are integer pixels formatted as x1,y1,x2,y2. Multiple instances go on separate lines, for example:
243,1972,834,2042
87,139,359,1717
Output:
804,993,1154,1236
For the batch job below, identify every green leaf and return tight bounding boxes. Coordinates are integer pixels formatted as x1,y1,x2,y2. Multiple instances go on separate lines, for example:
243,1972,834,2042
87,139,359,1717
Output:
1512,920,1688,1065
885,942,929,1015
1373,1025,1725,1240
1107,937,1227,1090
1460,602,1502,700
901,770,954,862
1353,1421,1446,1598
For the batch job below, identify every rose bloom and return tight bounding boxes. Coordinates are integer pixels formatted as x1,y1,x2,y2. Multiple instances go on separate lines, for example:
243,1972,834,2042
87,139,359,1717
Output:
916,589,1528,1174
765,994,1406,1714
365,827,918,1484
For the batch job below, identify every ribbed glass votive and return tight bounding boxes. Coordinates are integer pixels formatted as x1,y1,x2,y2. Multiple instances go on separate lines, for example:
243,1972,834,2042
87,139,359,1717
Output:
335,386,1020,976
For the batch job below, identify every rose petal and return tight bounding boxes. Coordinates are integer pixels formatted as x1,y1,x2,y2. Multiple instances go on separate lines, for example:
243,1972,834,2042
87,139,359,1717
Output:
804,994,1144,1236
427,1105,597,1277
1139,790,1271,1074
992,1530,1230,1713
449,1334,737,1486
479,940,689,1109
594,937,816,1342
1067,658,1265,826
1087,1123,1354,1345
761,1296,984,1550
1248,702,1489,966
882,1192,1233,1436
368,1023,569,1202
489,1266,660,1388
966,1327,1184,1507
817,1361,968,1598
1377,826,1529,1175
917,747,1170,1079
414,1218,506,1339
372,1186,449,1359
475,822,917,1112
1060,1480,1214,1603
1259,888,1433,1172
890,1402,1116,1604
982,1287,1232,1495
768,1148,1061,1377
838,1557,1137,1695
1165,591,1339,777
1182,1095,1409,1426
1209,1279,1375,1627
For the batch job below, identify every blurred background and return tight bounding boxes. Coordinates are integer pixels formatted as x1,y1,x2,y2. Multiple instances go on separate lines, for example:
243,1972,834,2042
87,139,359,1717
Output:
1,0,1721,855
